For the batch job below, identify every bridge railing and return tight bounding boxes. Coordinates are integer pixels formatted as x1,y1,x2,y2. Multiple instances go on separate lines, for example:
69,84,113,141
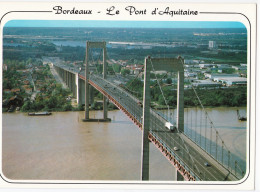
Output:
91,75,206,180
54,65,244,181
91,74,237,180
182,108,245,180
150,130,201,180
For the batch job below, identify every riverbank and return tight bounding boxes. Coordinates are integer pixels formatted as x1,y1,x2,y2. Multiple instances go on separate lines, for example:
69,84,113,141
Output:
14,100,247,113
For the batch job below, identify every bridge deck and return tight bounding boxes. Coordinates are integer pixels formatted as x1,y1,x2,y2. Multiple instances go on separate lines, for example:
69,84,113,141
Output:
54,64,239,181
89,75,237,181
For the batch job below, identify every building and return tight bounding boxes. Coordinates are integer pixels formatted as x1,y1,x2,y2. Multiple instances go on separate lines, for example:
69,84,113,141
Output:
25,88,33,94
3,89,11,94
205,73,240,80
209,41,217,49
199,64,215,69
23,80,30,85
217,77,247,86
192,80,222,87
184,72,198,78
215,64,230,68
125,64,143,75
184,59,204,64
11,88,20,94
22,85,30,89
232,65,247,71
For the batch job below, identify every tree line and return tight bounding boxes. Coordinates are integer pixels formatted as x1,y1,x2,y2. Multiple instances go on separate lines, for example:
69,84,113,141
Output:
124,78,247,107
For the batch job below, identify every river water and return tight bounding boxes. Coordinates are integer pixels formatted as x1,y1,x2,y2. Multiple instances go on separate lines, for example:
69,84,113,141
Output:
2,107,246,181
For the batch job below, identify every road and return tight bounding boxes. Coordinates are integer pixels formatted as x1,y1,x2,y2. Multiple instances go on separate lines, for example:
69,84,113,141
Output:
91,74,233,181
49,63,68,89
53,63,239,181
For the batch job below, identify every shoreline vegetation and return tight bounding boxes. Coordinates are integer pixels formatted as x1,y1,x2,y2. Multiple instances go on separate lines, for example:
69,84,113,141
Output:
3,104,247,114
2,58,246,113
15,84,248,113
3,86,247,113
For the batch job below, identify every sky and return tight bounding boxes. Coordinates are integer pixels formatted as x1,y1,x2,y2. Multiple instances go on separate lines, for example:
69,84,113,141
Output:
4,20,246,28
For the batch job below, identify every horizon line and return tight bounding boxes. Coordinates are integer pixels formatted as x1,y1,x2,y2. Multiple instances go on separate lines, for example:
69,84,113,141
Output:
4,20,246,29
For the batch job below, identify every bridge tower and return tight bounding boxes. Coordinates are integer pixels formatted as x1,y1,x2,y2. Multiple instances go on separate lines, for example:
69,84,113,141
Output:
83,41,111,122
141,56,184,180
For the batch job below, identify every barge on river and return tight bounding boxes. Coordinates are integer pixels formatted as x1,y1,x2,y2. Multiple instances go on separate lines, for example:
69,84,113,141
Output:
28,112,52,116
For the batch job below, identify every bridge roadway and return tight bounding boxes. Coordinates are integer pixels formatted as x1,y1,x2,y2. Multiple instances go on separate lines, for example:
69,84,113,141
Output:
88,74,236,181
54,64,238,181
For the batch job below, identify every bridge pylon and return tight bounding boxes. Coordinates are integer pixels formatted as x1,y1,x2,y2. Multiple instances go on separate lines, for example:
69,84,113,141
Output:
141,56,184,180
82,41,111,122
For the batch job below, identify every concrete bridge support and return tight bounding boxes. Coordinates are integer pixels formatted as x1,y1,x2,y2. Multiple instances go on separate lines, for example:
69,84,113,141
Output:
89,85,94,106
65,71,68,86
141,56,151,180
71,73,76,98
67,71,70,89
68,72,71,91
177,70,184,133
102,45,108,120
141,56,184,181
63,71,77,99
76,74,86,106
53,65,95,107
83,41,111,122
53,65,79,100
175,170,184,181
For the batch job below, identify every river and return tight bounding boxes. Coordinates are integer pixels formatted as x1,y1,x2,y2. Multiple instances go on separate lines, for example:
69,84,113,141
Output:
2,107,247,181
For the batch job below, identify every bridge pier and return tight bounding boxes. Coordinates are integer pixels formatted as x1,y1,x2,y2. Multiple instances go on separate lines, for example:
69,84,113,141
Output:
54,65,78,96
177,70,184,133
141,56,151,180
68,72,75,97
83,41,111,122
141,56,184,181
63,71,77,99
65,71,67,86
68,72,71,89
76,74,85,105
175,170,184,181
90,85,94,105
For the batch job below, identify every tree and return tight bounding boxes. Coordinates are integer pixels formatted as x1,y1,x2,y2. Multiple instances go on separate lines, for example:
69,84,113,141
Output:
166,78,172,84
26,58,32,65
63,103,72,111
112,64,121,73
21,101,31,111
158,95,165,105
120,69,130,76
222,68,236,74
47,96,58,109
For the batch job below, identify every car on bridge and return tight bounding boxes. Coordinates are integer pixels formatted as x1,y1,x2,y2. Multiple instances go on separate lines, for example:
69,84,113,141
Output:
165,122,176,132
104,83,109,88
137,101,143,107
173,147,179,151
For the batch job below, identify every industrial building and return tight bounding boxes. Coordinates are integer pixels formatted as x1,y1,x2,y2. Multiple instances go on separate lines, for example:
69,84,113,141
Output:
209,41,217,49
217,77,247,86
204,73,240,80
192,80,222,87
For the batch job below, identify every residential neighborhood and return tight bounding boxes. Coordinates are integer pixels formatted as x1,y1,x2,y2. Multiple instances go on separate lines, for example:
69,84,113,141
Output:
2,58,70,112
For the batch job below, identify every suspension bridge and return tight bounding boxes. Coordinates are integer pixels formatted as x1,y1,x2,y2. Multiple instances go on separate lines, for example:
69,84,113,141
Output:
52,41,245,181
